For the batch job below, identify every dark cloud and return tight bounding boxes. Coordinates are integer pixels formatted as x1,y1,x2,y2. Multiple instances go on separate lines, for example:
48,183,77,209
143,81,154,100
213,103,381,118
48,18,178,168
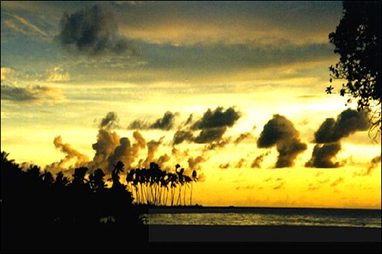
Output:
1,84,64,104
251,152,270,169
306,109,370,169
330,177,345,187
191,107,241,145
308,178,330,191
354,155,381,177
99,112,119,129
150,111,178,131
317,179,330,185
234,132,255,145
172,107,241,147
184,114,194,127
108,137,131,168
90,129,121,171
144,137,164,168
305,143,342,168
235,158,246,168
127,120,149,130
173,130,194,145
194,127,228,144
308,184,320,191
107,130,146,170
57,5,136,55
157,154,171,169
236,185,255,191
273,181,286,190
204,137,231,150
128,111,178,131
1,84,38,101
314,109,370,143
276,141,308,168
219,163,230,170
188,156,206,171
192,107,242,130
257,114,307,168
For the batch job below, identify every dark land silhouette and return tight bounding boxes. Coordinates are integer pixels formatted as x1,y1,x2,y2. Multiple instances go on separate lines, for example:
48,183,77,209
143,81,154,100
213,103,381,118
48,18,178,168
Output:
1,151,205,253
1,151,146,253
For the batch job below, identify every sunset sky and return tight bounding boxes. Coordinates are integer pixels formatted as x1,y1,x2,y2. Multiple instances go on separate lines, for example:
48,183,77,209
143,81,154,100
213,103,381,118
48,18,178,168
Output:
1,1,381,209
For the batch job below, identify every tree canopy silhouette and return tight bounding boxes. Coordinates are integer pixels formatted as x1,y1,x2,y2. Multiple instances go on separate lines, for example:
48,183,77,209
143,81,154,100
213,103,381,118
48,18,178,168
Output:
1,151,146,252
328,1,381,136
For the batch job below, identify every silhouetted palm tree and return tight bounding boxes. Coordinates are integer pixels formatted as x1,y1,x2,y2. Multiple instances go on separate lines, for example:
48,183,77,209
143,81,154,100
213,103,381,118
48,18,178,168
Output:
89,168,106,192
112,161,124,189
191,170,198,206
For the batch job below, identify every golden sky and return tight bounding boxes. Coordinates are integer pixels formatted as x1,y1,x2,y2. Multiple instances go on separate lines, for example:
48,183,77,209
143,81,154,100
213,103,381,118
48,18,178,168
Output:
1,1,381,209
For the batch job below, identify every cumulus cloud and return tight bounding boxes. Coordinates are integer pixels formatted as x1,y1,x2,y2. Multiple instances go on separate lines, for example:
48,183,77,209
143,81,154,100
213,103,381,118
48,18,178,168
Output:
305,143,343,168
90,128,146,172
234,132,255,145
192,107,241,145
257,114,307,168
157,154,171,169
144,137,165,168
127,120,149,130
56,5,136,55
194,127,228,144
46,136,89,172
107,131,146,169
99,112,119,130
1,84,65,104
251,152,270,169
172,107,241,147
354,156,382,177
173,130,194,145
306,109,370,168
192,107,242,130
188,156,206,172
235,158,246,168
90,129,121,171
204,137,231,150
314,109,370,143
128,111,179,131
364,156,381,176
150,111,179,131
184,114,194,127
107,138,131,168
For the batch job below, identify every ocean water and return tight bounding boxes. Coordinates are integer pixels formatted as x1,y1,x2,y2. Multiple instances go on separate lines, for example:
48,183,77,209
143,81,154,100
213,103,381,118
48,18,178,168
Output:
145,208,381,228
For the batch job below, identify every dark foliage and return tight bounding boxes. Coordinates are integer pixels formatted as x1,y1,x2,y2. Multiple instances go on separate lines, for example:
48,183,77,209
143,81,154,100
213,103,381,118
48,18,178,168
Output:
328,1,381,135
1,151,145,253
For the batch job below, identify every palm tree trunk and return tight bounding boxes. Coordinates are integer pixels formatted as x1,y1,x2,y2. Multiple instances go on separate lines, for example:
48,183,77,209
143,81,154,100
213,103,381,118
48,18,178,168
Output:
177,186,182,206
184,185,187,206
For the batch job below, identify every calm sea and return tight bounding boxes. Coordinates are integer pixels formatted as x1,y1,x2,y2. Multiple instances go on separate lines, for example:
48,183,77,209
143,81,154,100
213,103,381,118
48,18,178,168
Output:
145,208,381,228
